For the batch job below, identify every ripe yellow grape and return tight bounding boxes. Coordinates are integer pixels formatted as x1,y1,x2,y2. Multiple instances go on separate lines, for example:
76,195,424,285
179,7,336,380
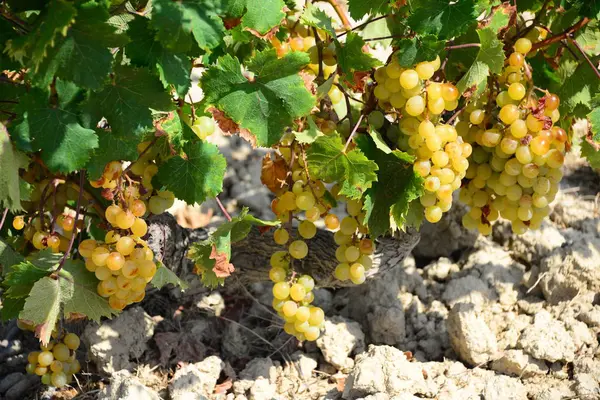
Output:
441,83,459,101
295,306,311,322
470,110,485,125
334,263,350,280
350,263,365,279
282,300,298,317
270,251,288,268
428,97,446,114
106,252,125,271
416,62,435,79
115,210,135,229
399,69,419,89
52,343,70,362
122,261,139,279
298,220,316,239
304,327,320,341
298,274,315,291
328,86,343,104
38,351,54,367
137,260,156,278
345,246,360,262
386,63,403,79
425,206,443,223
508,83,526,100
116,236,135,256
91,247,110,266
289,240,308,259
509,52,524,67
340,216,358,235
130,199,147,217
515,38,532,54
526,114,544,132
105,205,121,225
290,283,306,301
324,214,340,230
405,95,425,116
273,282,290,299
374,85,390,100
274,228,289,245
12,216,25,230
499,104,519,125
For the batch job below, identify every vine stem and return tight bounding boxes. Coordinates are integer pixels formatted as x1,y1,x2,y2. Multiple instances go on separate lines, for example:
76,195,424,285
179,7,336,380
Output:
55,171,85,274
568,37,600,81
215,196,232,222
342,113,364,154
446,105,467,125
530,17,590,52
337,14,390,38
444,43,481,51
319,0,352,30
0,208,8,231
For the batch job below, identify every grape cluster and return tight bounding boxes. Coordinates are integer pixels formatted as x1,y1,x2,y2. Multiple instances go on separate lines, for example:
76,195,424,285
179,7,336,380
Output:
78,202,156,311
330,198,374,284
457,38,565,234
373,57,470,223
25,331,81,388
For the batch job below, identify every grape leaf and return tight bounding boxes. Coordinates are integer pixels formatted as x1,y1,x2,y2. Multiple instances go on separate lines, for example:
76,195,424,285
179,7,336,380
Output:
31,1,129,90
0,297,26,321
306,135,378,200
576,27,600,56
368,128,393,154
295,117,323,144
335,33,381,75
86,66,175,138
301,4,336,37
456,28,504,94
2,261,53,298
4,0,77,69
0,19,20,71
357,135,423,238
154,140,226,204
408,0,478,40
347,0,390,19
0,123,29,211
589,107,600,142
151,261,189,290
60,260,116,322
126,16,192,97
400,200,424,230
150,0,225,53
87,130,140,180
581,140,600,168
202,50,315,147
159,112,195,152
12,89,99,173
559,61,600,113
486,4,512,33
0,239,24,276
225,0,285,36
20,276,69,344
394,35,445,67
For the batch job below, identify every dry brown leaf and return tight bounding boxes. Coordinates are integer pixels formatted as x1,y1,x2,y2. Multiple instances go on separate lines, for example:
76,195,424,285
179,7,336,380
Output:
261,153,289,195
208,107,258,148
210,245,235,278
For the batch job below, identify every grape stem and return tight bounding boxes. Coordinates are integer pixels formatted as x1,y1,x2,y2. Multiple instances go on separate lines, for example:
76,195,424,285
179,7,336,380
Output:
568,37,600,81
318,0,352,30
337,14,391,38
446,105,467,125
312,28,325,81
530,17,590,52
363,34,409,42
54,170,85,274
0,207,8,231
215,196,232,222
444,43,481,50
342,113,364,153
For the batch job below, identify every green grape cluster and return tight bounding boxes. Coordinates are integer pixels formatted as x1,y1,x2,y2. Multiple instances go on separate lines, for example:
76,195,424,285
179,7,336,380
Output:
457,38,566,234
372,57,470,223
25,331,81,388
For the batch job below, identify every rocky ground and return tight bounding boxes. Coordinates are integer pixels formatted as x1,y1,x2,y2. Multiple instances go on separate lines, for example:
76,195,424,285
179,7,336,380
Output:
1,136,599,400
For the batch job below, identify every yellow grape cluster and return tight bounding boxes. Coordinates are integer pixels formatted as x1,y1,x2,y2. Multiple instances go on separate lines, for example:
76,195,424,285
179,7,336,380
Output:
330,197,374,285
78,200,156,311
373,57,470,223
457,38,566,234
25,331,81,388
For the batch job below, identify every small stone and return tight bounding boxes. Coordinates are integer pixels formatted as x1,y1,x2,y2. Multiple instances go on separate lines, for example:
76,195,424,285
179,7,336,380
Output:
169,356,224,400
196,291,225,316
424,257,456,281
83,307,157,373
447,303,498,366
97,370,160,400
564,318,598,349
484,375,528,400
442,276,495,308
233,358,277,395
490,349,548,378
316,316,365,372
518,310,576,363
343,345,427,399
509,222,565,264
578,306,600,328
292,352,318,379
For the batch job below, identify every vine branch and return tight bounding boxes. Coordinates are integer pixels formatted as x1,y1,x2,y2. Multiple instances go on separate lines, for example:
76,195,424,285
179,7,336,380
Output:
530,17,590,52
318,0,352,30
445,43,481,51
0,208,8,231
215,196,232,222
568,37,600,81
342,113,364,153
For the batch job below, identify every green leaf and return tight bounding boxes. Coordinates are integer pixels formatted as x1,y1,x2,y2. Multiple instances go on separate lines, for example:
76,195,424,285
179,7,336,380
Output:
0,123,29,211
335,32,381,75
32,1,129,90
87,130,140,180
357,135,423,237
368,128,393,154
581,140,600,168
150,0,225,52
1,297,26,321
401,200,424,230
295,117,323,144
126,16,192,97
408,0,478,40
301,4,336,37
154,140,226,204
19,277,68,344
0,19,20,71
225,0,285,35
347,0,390,19
0,239,25,276
159,112,195,152
202,50,315,147
394,35,445,68
151,261,189,290
589,107,600,142
3,261,52,298
60,260,116,322
12,89,99,173
456,28,504,94
86,66,175,138
4,0,77,69
576,26,600,56
486,4,512,33
559,61,600,113
306,135,378,200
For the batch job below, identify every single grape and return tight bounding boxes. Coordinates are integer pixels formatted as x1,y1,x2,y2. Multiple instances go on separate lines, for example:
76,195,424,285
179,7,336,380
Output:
334,263,350,281
298,220,316,239
515,38,532,54
12,216,25,230
304,326,320,341
399,69,419,90
273,282,291,300
274,228,289,245
289,240,308,259
425,206,442,223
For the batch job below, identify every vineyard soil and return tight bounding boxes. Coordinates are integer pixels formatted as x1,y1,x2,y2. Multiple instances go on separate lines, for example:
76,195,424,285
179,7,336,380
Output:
1,137,599,400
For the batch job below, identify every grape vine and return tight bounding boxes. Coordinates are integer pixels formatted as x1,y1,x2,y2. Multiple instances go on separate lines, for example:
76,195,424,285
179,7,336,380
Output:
0,0,599,391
